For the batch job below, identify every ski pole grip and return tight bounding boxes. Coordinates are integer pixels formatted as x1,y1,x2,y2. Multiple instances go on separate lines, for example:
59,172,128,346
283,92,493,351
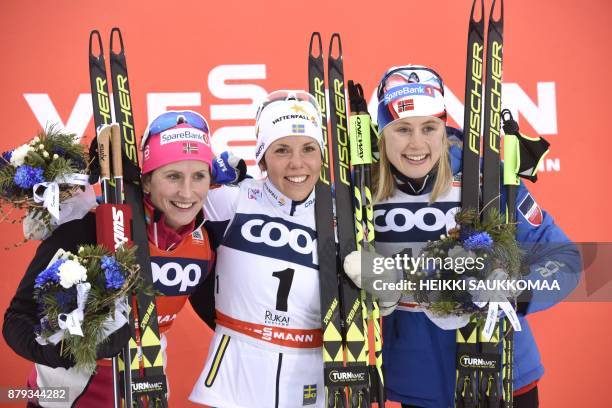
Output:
110,123,123,178
97,124,112,179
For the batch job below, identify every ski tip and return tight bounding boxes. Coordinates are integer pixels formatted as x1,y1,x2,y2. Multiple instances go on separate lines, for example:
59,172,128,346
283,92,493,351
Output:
328,33,343,60
469,0,485,23
309,32,323,59
488,0,504,24
88,30,103,58
110,27,125,55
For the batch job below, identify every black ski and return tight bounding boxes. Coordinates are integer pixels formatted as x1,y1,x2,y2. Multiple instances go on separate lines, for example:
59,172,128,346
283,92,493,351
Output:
310,32,347,408
89,28,168,407
457,1,514,407
310,32,370,408
481,0,504,213
479,1,505,407
456,1,486,406
327,34,370,408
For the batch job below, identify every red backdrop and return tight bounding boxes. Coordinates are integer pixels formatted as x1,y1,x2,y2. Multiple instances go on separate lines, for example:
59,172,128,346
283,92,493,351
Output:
1,0,611,406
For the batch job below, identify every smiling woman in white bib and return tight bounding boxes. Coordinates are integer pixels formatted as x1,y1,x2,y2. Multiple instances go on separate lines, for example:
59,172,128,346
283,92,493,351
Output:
189,90,328,408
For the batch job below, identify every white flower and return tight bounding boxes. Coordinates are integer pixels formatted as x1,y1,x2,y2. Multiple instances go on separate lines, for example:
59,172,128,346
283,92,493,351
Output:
38,144,45,150
43,151,49,158
58,259,87,289
32,137,40,144
53,154,59,160
10,143,33,167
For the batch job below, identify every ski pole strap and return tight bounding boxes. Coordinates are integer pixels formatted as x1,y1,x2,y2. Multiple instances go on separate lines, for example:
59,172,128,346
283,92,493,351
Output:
347,80,368,113
502,109,550,184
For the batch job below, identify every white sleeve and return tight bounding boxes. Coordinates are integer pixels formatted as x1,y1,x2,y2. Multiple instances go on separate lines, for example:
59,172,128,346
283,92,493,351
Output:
204,185,240,222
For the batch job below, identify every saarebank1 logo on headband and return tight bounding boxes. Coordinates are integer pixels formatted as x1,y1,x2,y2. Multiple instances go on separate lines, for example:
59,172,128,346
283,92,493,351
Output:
159,128,210,146
383,83,436,104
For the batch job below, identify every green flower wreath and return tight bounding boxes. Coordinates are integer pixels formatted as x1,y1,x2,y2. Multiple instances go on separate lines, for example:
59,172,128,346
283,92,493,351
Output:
404,208,526,317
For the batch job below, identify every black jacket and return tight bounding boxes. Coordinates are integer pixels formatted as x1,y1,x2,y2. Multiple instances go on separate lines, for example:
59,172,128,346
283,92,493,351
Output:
2,212,129,368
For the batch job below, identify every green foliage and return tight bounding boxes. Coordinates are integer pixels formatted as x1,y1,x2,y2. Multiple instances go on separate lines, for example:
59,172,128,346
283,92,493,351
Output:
35,244,145,372
403,207,524,320
24,150,46,167
0,165,16,195
44,156,75,182
0,124,89,234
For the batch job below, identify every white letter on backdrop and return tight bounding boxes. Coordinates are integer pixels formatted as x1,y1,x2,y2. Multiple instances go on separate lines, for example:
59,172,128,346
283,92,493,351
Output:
24,94,93,140
208,64,268,120
502,82,557,135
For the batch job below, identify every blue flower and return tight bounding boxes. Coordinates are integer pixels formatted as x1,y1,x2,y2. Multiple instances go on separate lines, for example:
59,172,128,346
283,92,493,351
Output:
105,268,125,290
13,165,45,189
100,256,117,271
101,256,125,290
35,259,65,288
463,231,494,252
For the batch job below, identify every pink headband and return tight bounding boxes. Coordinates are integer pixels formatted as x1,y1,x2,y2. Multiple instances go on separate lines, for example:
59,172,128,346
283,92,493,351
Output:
142,123,213,174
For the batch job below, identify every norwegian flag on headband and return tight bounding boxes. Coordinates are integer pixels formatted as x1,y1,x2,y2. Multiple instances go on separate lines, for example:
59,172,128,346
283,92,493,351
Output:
518,192,543,226
397,99,415,113
182,142,199,154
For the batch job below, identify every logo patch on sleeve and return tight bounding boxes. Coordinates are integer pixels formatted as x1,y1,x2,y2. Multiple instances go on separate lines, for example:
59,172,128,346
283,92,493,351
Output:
303,384,317,405
248,188,262,200
518,192,543,226
192,228,204,241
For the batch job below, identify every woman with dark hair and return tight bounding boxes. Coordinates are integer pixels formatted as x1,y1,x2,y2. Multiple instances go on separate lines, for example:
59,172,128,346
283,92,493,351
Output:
190,90,328,408
3,110,217,407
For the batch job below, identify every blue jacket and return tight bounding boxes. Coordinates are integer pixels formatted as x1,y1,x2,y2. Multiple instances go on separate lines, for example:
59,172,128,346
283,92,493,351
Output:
379,132,582,407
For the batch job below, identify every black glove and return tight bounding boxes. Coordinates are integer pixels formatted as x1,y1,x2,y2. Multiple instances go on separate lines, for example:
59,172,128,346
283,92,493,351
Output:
95,323,131,359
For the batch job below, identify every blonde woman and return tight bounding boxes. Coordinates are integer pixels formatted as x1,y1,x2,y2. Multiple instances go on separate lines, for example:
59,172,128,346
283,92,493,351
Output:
344,65,581,408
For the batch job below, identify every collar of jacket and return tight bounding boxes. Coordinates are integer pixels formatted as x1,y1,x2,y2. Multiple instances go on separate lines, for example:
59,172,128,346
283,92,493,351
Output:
262,179,315,216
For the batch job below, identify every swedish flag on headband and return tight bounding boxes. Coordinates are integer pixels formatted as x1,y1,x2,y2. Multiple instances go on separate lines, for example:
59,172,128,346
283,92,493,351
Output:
292,123,305,134
302,384,317,405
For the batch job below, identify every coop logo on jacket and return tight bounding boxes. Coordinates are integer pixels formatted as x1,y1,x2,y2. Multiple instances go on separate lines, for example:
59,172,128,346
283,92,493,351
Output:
374,202,460,242
223,213,318,268
151,257,209,295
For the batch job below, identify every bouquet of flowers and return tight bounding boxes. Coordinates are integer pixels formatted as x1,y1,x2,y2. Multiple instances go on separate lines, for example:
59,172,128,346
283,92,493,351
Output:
405,208,526,334
34,244,143,371
0,126,92,240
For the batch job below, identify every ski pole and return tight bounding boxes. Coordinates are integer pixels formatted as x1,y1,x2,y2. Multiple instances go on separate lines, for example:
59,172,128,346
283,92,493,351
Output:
348,80,385,407
501,109,550,407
